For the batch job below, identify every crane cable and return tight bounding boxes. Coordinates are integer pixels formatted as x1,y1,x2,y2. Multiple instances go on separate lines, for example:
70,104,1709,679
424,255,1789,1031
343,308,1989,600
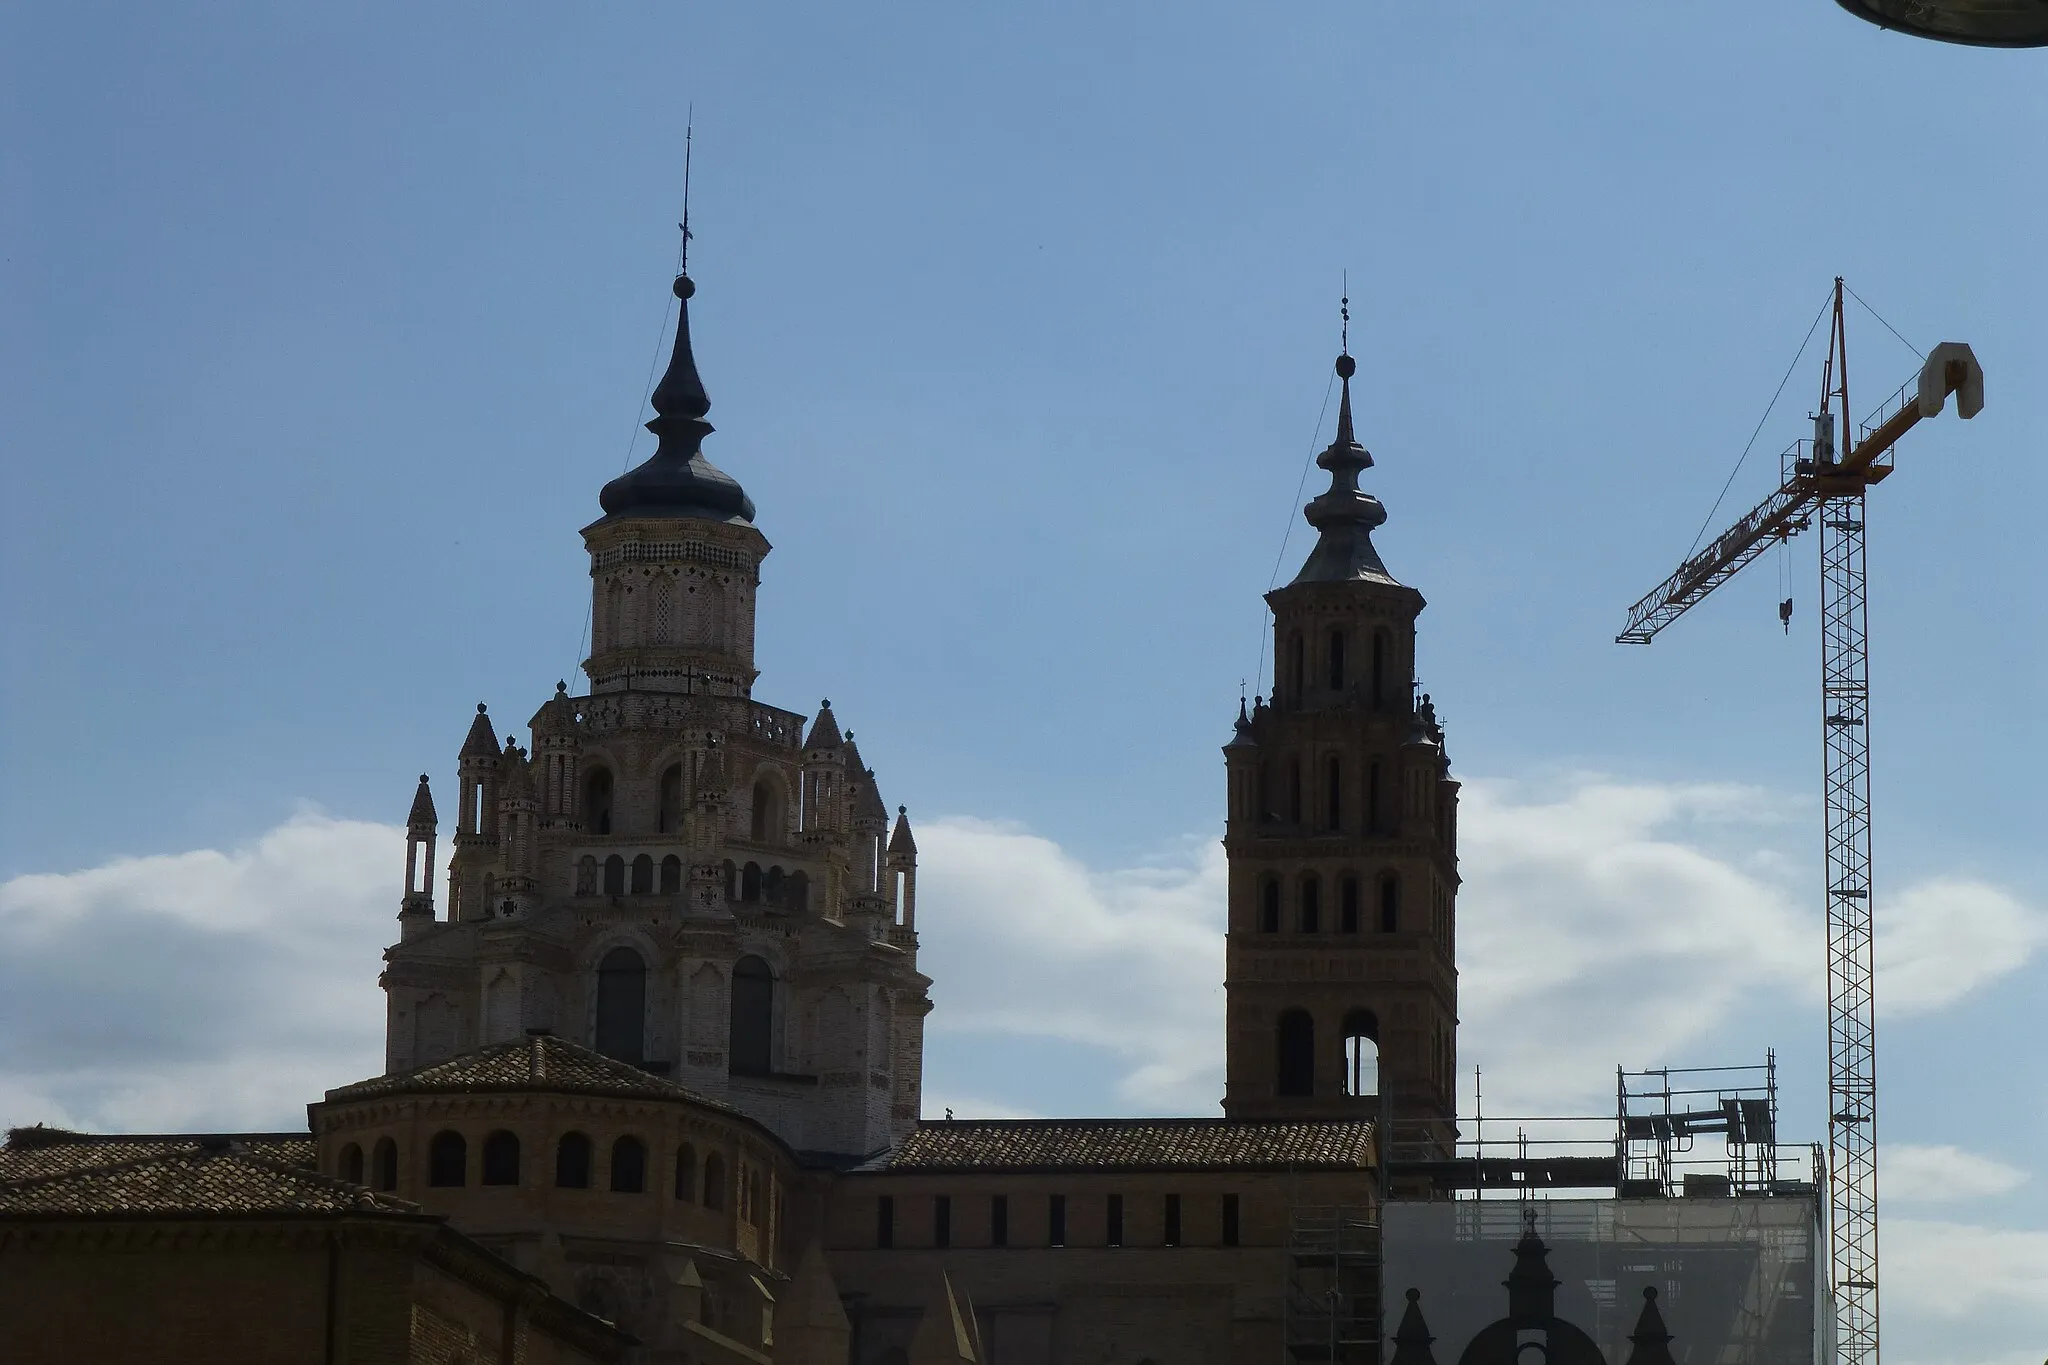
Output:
1252,365,1339,698
1684,289,1833,561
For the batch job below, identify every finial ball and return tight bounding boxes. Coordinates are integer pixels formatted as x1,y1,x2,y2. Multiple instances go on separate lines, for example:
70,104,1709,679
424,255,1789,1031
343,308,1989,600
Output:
1335,354,1357,380
419,773,430,784
672,274,696,300
476,702,488,714
1407,1289,1421,1303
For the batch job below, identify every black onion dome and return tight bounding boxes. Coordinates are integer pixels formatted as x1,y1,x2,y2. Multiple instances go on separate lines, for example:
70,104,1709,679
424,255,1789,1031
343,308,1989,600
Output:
597,272,757,525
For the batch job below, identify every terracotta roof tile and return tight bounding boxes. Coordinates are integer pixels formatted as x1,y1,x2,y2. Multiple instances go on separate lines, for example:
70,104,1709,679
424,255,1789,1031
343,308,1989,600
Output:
322,1034,733,1111
863,1118,1376,1173
0,1142,415,1217
0,1131,315,1181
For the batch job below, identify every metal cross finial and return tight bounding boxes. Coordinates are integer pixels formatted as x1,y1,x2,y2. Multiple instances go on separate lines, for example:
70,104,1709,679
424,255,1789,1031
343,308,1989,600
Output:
678,108,695,273
1341,269,1350,355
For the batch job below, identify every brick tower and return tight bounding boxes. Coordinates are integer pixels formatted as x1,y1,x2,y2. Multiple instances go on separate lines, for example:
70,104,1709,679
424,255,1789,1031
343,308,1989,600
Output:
1221,345,1459,1152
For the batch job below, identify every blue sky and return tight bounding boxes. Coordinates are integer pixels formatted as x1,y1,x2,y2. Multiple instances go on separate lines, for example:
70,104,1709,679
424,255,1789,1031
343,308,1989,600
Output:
3,6,2044,1360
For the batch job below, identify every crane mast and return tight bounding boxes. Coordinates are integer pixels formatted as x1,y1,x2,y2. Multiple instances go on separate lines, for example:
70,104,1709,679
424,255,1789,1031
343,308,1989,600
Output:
1617,280,1982,1365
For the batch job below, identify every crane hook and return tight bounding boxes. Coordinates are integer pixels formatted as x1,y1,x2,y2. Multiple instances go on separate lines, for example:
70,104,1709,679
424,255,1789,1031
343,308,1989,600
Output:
1779,598,1794,634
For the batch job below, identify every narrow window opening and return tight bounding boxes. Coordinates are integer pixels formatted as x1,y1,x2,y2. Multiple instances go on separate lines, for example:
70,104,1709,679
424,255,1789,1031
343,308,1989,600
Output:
741,861,763,902
991,1194,1009,1248
1328,630,1346,691
555,1133,592,1189
1340,876,1360,933
1222,1194,1241,1247
1277,1009,1315,1097
1326,756,1342,830
1300,875,1321,933
657,763,683,833
630,853,653,895
1107,1193,1124,1247
603,855,625,896
729,955,774,1076
750,778,783,844
1343,1010,1381,1098
428,1130,466,1187
340,1143,364,1185
594,946,647,1063
373,1137,398,1192
481,1131,520,1186
674,1143,696,1201
1371,632,1388,710
1164,1193,1182,1247
1260,878,1281,934
610,1136,646,1193
1287,758,1302,825
1367,763,1381,833
1288,632,1305,702
1380,874,1400,933
1049,1194,1067,1247
876,1195,895,1248
584,768,613,835
934,1194,952,1249
660,854,683,894
703,1153,726,1211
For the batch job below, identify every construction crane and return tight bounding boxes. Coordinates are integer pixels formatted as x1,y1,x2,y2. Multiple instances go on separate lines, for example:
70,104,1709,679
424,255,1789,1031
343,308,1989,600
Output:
1617,279,1983,1365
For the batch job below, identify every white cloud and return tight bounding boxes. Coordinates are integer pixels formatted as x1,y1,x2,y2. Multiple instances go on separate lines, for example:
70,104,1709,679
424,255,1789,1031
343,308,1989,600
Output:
916,817,1227,1113
1876,878,2048,1015
1884,1144,2031,1204
1885,1218,2048,1317
0,813,397,1134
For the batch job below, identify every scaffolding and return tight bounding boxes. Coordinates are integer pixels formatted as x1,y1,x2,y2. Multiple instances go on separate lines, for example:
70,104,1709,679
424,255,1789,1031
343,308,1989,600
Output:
1283,1204,1380,1364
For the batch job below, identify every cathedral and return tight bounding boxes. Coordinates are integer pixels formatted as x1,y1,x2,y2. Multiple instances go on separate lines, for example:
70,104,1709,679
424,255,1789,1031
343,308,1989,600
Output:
0,252,1463,1365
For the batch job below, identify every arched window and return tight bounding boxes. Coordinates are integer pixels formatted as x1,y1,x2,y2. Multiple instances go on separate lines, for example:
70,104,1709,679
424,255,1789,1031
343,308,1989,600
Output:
703,1153,727,1211
674,1142,696,1201
740,862,763,903
721,859,737,901
1371,631,1389,710
428,1130,466,1187
1326,756,1342,830
595,947,647,1063
603,855,625,896
660,854,683,894
1328,630,1346,691
657,763,683,834
1287,758,1302,825
1277,1010,1315,1097
788,871,810,913
1288,632,1305,701
556,1132,592,1189
750,778,784,844
630,853,654,894
340,1142,364,1185
575,855,599,897
1259,877,1281,934
764,865,786,905
1343,1010,1380,1098
747,1169,765,1225
481,1131,520,1186
1367,762,1382,832
1299,874,1321,933
1380,873,1401,933
1340,876,1361,933
584,768,613,835
373,1137,398,1191
730,955,774,1076
610,1136,646,1194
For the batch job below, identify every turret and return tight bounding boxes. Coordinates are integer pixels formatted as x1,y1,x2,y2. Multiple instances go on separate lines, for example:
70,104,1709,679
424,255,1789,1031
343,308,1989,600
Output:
528,682,582,830
450,703,500,922
398,774,438,940
846,740,891,925
800,700,846,837
492,734,539,918
886,805,919,945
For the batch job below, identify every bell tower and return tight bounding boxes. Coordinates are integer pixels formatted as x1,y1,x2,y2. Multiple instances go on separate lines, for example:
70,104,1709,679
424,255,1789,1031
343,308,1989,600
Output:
1222,343,1459,1152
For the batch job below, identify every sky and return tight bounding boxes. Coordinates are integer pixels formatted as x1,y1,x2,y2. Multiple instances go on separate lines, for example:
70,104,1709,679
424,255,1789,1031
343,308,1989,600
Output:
2,5,2044,1362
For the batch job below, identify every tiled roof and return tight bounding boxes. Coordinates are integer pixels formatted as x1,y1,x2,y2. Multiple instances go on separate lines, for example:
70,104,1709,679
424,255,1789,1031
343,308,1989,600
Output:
323,1034,732,1111
861,1118,1377,1173
0,1130,315,1182
0,1140,416,1217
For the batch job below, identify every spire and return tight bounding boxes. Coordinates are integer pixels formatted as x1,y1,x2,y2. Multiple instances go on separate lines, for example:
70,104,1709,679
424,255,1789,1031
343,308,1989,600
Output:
459,703,499,759
888,805,918,857
1226,696,1258,748
1503,1207,1562,1326
596,252,757,524
407,774,437,828
1388,1289,1439,1365
1623,1287,1677,1365
804,700,844,749
1289,303,1401,587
